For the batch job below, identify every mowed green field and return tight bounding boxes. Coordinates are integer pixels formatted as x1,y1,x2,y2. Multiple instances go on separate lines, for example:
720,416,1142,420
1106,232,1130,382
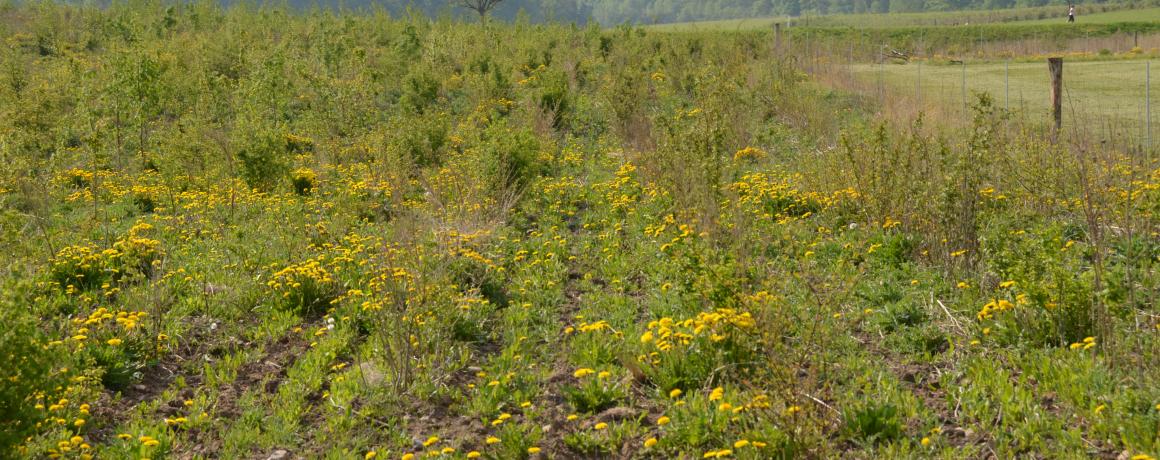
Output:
645,15,789,31
1016,6,1160,24
645,3,1160,31
851,59,1158,136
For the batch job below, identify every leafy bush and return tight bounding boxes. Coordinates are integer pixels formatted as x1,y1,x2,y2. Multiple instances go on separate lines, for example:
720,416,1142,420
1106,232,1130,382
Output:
482,122,543,193
638,309,759,392
0,302,55,455
236,128,290,191
267,258,341,315
291,167,316,196
980,220,1096,347
49,223,163,292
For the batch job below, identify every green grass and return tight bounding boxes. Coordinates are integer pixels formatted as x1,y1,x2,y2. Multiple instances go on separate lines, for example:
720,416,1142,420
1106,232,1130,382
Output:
644,2,1160,31
3,2,1160,460
1014,5,1160,24
644,15,791,31
851,58,1159,135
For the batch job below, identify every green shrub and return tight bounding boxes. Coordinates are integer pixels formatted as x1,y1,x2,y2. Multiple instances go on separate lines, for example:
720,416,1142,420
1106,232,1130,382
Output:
291,167,316,196
236,128,290,191
482,122,542,193
88,339,148,391
0,302,55,455
267,258,341,316
49,224,163,292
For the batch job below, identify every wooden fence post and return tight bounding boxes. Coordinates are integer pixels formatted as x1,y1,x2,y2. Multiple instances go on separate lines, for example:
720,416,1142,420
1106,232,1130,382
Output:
1049,57,1063,136
774,23,782,51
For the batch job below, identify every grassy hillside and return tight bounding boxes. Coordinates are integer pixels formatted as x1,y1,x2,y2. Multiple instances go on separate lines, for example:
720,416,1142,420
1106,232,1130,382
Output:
1,2,1159,460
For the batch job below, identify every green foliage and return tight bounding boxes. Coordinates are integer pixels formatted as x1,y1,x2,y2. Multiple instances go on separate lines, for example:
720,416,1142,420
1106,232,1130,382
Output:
3,3,1159,459
235,127,292,191
844,402,903,445
0,300,55,456
482,122,543,193
87,339,149,392
562,375,626,414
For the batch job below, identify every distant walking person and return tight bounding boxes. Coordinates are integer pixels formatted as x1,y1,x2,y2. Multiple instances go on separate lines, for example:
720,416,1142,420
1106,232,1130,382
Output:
1068,4,1075,22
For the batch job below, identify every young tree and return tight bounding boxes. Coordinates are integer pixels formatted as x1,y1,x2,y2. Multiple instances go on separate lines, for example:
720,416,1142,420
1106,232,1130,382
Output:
457,0,504,20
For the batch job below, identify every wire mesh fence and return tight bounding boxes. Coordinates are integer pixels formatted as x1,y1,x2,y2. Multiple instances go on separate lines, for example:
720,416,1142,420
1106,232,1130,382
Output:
798,29,1160,155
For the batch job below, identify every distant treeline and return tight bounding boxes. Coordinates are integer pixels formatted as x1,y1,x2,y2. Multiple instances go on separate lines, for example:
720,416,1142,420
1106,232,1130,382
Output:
37,0,1156,24
262,0,1153,24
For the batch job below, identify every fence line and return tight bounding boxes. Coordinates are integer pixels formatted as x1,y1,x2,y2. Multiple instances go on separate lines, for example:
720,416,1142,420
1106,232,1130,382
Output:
816,53,1157,154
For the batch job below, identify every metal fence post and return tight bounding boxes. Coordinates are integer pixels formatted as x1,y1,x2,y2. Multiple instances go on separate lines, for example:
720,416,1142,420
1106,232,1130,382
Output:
962,61,967,115
917,60,922,106
1049,57,1063,137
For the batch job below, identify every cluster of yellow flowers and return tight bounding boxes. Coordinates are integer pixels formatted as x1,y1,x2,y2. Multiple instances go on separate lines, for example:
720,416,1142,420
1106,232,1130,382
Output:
291,167,318,194
61,168,96,188
639,309,756,355
648,386,775,456
50,223,163,294
727,171,846,223
976,298,1015,321
732,146,766,163
45,434,93,459
46,307,149,352
596,162,641,213
267,258,337,302
1069,336,1097,350
269,259,332,288
50,244,104,290
976,280,1023,320
112,223,164,269
644,214,703,254
31,378,101,457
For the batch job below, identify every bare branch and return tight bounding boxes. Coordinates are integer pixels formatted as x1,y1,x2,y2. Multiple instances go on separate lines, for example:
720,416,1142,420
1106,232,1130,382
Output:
456,0,504,19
